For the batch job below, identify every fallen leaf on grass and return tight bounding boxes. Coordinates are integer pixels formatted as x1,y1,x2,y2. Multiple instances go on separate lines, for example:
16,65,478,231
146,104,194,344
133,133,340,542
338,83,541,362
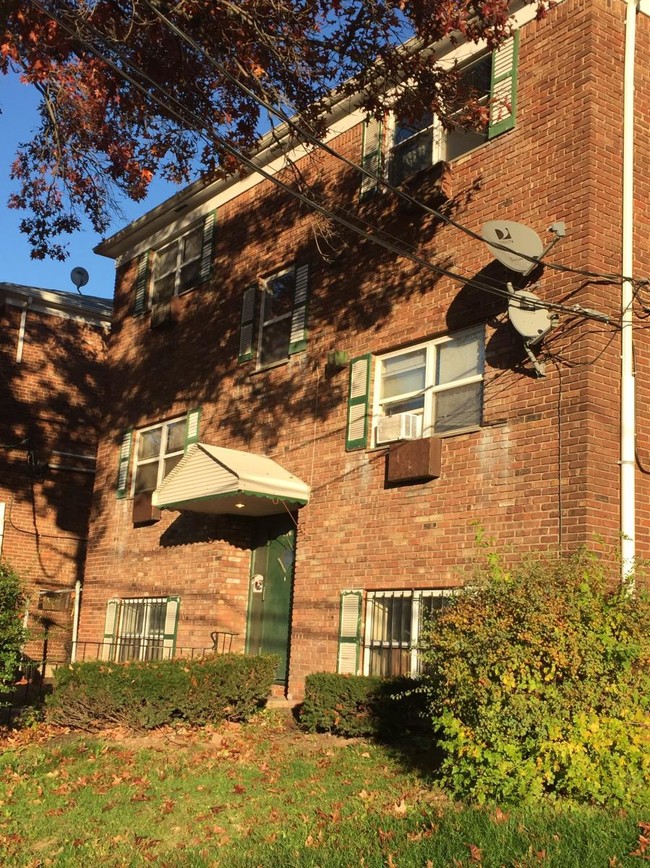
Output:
161,798,175,815
378,829,394,844
392,799,407,816
492,807,510,824
467,843,483,862
233,784,246,794
45,808,64,816
130,792,152,803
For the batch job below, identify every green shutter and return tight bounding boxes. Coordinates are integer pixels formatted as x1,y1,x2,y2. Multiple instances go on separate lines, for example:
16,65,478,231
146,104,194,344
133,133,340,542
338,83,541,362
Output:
238,285,257,362
162,596,180,659
337,591,363,674
345,355,371,451
185,407,201,450
134,250,151,315
200,211,216,282
488,33,519,139
116,430,133,498
360,117,383,198
101,599,120,661
288,264,310,355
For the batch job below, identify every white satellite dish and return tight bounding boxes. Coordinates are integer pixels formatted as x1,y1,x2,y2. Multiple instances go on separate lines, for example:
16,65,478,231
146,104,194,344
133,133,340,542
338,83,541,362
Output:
508,289,552,345
70,266,89,289
482,220,544,274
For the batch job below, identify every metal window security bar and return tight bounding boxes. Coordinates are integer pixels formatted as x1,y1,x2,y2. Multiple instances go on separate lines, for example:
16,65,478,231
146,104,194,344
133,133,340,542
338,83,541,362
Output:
114,597,169,662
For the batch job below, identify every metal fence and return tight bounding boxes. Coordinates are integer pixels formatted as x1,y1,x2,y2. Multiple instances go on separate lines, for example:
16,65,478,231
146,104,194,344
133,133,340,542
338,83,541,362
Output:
5,632,240,720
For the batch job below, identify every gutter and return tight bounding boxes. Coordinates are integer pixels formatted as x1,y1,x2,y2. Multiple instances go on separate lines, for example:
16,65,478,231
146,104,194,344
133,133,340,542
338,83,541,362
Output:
621,0,640,585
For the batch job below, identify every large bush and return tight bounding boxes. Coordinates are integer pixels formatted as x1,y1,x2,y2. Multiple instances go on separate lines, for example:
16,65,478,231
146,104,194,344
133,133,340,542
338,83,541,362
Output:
0,562,27,709
419,550,650,805
47,653,278,730
299,672,430,738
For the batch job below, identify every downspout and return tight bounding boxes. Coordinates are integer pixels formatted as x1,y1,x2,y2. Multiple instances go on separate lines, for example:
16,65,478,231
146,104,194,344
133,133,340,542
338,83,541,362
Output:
621,0,637,586
70,579,82,663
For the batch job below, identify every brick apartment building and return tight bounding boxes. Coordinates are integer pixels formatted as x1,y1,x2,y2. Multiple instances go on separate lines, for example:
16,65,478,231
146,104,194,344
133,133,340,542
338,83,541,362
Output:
0,282,111,663
77,0,650,697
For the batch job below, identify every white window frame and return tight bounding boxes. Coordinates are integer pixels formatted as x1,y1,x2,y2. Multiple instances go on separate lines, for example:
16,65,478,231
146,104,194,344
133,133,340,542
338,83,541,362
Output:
388,51,492,184
372,325,484,445
151,222,203,304
363,589,452,677
257,265,297,368
132,416,186,495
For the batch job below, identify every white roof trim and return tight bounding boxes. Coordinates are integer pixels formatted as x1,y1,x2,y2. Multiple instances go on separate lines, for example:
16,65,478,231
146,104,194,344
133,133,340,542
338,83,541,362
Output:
152,443,310,517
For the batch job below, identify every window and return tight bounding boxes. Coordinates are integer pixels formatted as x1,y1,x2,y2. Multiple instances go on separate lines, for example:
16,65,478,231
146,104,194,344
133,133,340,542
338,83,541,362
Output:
389,54,492,185
133,418,186,494
133,212,215,316
151,224,203,304
360,35,519,193
102,596,180,662
38,590,72,613
374,325,484,443
259,267,298,367
338,589,451,677
116,408,201,499
238,263,310,366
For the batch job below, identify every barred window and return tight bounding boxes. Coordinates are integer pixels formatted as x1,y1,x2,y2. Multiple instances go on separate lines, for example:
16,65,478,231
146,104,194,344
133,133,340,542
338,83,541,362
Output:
102,596,179,662
363,589,450,677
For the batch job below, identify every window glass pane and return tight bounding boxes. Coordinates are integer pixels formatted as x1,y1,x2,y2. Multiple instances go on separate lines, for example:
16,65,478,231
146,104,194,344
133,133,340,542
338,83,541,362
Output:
394,111,433,145
153,243,177,278
153,274,175,304
264,271,295,320
390,127,434,184
434,382,482,432
437,331,482,385
138,429,162,461
182,227,203,263
461,54,492,99
148,600,167,634
179,259,201,290
260,316,292,366
163,453,182,479
381,349,427,400
134,462,159,494
166,420,186,454
384,396,425,415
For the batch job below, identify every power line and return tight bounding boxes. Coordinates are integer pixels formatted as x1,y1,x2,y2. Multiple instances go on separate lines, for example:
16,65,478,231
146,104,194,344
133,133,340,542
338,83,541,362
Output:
142,0,648,289
27,0,621,325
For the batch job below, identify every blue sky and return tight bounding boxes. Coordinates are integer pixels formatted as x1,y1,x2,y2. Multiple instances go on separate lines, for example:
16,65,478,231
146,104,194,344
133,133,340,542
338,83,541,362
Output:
0,73,183,301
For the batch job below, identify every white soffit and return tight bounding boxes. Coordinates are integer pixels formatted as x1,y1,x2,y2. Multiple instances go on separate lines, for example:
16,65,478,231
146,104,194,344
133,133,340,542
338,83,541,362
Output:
152,443,310,517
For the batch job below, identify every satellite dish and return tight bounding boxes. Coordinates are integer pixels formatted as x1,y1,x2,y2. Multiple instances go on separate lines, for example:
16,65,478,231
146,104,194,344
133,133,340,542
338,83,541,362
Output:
482,220,544,274
70,266,89,289
508,289,552,345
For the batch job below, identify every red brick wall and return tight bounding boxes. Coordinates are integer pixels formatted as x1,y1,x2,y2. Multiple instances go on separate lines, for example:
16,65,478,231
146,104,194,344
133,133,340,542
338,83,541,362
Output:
0,300,108,661
80,0,650,696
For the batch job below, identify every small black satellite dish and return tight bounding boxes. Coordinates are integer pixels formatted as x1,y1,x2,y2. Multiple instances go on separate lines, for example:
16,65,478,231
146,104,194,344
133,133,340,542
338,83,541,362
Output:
70,267,89,289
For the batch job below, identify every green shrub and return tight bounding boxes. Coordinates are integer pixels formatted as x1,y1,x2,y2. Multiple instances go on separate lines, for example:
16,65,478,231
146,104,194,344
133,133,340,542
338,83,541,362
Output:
0,562,27,709
419,549,650,806
299,672,430,738
46,653,278,730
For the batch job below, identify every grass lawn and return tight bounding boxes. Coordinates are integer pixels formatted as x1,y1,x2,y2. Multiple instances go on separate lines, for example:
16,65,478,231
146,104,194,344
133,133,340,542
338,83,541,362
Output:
0,712,648,867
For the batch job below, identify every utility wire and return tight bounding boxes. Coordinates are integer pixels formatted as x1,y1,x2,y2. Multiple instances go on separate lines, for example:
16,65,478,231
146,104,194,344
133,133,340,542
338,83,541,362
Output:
143,0,648,288
28,0,621,324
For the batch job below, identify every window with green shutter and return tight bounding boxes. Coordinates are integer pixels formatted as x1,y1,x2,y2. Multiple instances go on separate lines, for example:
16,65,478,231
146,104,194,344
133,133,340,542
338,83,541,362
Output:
117,408,201,498
388,35,519,183
238,263,311,366
133,211,216,316
101,596,181,662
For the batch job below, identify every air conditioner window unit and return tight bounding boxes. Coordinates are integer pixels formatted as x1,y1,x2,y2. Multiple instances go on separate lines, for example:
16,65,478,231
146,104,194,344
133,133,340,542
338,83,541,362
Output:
376,412,421,444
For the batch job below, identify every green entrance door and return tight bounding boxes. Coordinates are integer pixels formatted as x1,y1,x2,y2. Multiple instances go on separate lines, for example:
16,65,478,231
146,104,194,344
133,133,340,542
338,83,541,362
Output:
246,516,295,683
